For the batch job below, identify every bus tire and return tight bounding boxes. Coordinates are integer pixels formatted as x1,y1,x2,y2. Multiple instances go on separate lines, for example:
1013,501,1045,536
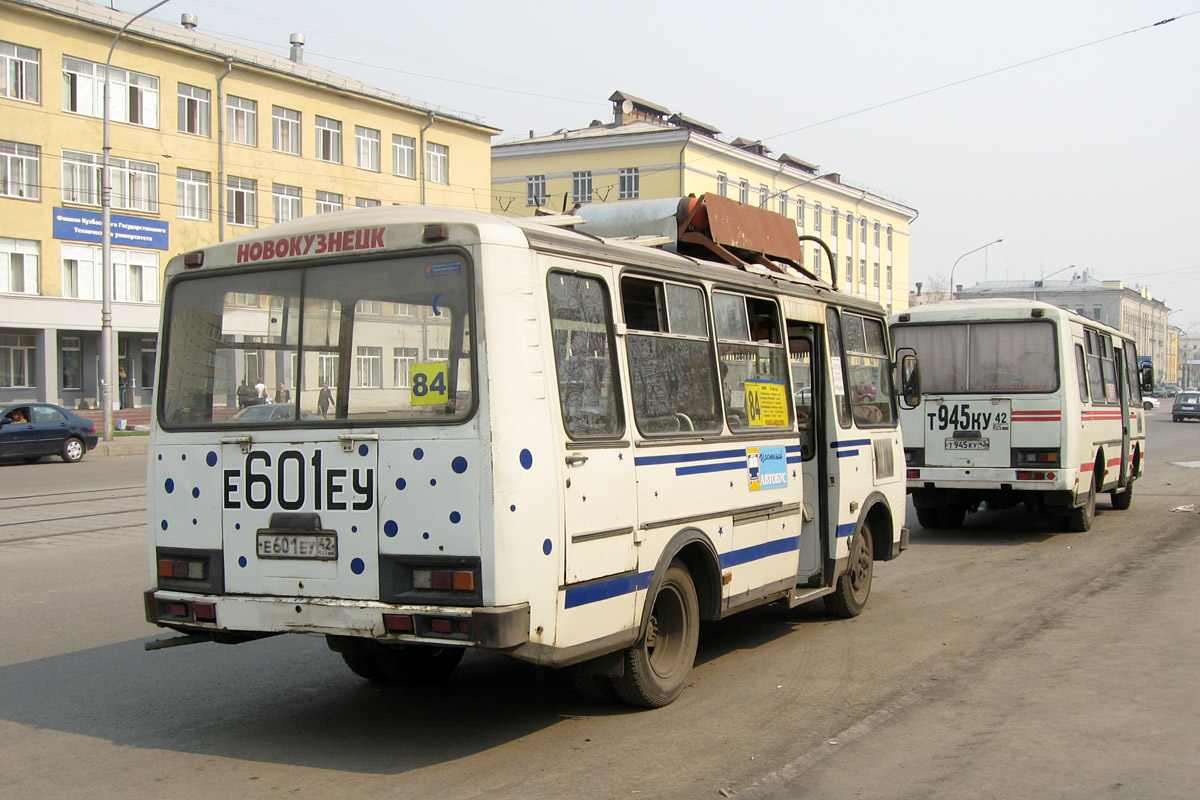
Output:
341,651,389,682
936,505,965,529
375,645,464,684
915,507,940,529
1110,482,1133,511
1064,480,1096,532
612,560,699,708
825,522,874,618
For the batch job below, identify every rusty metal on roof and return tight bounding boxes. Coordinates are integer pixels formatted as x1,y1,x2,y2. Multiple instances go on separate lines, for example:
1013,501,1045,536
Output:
608,91,671,117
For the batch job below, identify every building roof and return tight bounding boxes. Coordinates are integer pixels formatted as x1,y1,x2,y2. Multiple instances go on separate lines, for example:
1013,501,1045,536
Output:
608,91,671,117
12,0,499,133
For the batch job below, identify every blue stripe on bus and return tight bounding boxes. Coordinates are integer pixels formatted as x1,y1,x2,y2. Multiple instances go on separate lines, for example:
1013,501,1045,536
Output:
564,571,653,609
719,535,801,569
677,460,747,476
836,522,856,538
831,439,871,449
786,455,803,464
634,448,748,467
835,450,859,458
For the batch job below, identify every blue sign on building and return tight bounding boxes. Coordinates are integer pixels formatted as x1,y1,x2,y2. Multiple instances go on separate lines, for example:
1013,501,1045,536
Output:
53,207,170,250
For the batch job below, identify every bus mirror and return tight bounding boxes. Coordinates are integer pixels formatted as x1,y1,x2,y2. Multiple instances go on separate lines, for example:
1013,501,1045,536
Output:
1140,363,1154,393
897,349,920,409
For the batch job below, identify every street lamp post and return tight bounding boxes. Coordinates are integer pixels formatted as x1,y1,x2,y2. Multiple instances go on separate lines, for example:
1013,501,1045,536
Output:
100,0,170,440
948,238,1003,299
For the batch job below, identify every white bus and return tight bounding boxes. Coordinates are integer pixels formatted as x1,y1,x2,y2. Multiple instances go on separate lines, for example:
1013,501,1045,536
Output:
144,195,912,706
891,299,1152,533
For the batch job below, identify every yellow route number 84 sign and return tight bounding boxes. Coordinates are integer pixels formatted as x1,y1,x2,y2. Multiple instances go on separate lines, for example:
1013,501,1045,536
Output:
745,380,789,427
410,362,449,406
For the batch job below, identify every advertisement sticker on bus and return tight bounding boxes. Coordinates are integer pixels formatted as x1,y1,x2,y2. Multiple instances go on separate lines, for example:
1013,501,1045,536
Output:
745,380,789,427
410,362,449,405
747,446,788,491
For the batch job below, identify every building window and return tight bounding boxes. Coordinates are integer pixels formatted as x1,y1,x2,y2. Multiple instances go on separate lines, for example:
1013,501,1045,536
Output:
758,184,768,208
861,217,867,243
874,221,881,247
619,167,640,200
778,193,789,217
226,95,257,146
859,259,867,285
112,248,158,302
0,140,39,200
886,265,893,289
111,156,158,212
572,171,592,204
0,334,37,388
315,190,342,214
63,57,158,127
425,142,449,184
873,262,880,287
318,354,339,388
61,149,99,205
272,183,301,223
887,225,893,250
393,346,418,388
227,175,256,226
61,244,97,299
0,40,40,102
61,336,82,391
272,105,301,154
356,197,380,208
846,212,853,240
315,116,341,163
717,172,727,197
813,203,822,232
355,125,381,172
356,346,383,388
831,208,839,238
738,179,749,204
392,134,415,178
526,175,546,207
1,237,39,295
141,337,157,388
846,255,853,286
796,198,806,228
812,247,822,278
176,167,211,220
177,83,210,136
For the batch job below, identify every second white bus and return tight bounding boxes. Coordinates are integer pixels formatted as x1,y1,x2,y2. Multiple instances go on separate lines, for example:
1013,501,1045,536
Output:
891,299,1152,532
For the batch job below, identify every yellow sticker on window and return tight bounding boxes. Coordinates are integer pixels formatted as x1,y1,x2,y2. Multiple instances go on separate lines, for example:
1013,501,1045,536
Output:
410,362,448,406
745,380,789,427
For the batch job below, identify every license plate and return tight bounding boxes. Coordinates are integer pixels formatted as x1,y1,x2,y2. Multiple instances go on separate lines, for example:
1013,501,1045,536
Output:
946,439,990,450
257,533,338,560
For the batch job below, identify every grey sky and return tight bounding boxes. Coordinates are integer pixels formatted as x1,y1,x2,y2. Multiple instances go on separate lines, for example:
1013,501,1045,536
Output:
133,0,1200,329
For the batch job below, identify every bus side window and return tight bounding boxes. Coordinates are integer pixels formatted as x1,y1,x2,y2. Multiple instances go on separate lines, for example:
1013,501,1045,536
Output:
714,292,790,433
842,314,894,427
621,276,719,436
789,333,815,460
1075,343,1089,402
547,272,623,439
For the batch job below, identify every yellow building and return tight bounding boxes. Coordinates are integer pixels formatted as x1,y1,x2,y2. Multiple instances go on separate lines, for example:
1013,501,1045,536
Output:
492,91,917,313
1,0,496,411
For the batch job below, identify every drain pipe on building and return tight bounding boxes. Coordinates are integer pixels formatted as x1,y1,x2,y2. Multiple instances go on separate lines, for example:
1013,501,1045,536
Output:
419,111,435,205
216,56,233,241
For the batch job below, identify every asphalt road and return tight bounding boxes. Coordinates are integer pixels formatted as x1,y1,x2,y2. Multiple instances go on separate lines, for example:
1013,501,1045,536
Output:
1,414,1198,799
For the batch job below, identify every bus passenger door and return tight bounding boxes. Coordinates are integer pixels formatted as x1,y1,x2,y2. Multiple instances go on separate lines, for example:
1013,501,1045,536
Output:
547,269,638,585
1115,346,1131,487
788,321,825,583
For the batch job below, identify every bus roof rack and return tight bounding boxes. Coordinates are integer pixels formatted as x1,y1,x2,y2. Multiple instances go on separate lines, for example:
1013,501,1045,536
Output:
576,194,833,288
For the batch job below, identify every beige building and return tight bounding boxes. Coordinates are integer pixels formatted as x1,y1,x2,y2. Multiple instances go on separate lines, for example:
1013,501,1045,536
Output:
492,92,917,313
0,0,496,411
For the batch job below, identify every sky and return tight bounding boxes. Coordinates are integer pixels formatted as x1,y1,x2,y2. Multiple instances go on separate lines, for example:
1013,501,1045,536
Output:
126,0,1200,329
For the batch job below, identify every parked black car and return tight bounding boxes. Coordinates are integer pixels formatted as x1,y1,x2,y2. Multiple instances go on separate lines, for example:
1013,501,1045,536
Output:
0,403,99,463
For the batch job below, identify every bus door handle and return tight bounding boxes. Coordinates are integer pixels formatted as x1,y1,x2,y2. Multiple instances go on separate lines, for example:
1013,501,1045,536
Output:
220,435,253,453
565,453,589,466
338,433,379,452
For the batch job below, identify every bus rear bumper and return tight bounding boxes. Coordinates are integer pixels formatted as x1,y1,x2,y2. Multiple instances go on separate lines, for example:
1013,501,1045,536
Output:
144,589,530,650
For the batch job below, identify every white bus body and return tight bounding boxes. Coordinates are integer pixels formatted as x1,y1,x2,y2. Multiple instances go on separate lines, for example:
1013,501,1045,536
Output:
891,299,1150,532
145,198,909,706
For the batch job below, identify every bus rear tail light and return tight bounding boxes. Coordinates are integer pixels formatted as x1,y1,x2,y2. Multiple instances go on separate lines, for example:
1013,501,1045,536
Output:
156,599,216,624
383,614,414,633
158,557,206,580
1016,471,1056,481
413,568,475,592
907,469,921,479
1015,449,1060,467
193,603,217,622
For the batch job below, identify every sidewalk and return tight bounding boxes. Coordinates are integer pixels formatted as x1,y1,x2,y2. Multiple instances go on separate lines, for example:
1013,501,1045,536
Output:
91,435,150,458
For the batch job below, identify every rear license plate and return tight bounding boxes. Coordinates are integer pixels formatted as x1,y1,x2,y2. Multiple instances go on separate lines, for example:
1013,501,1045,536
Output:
257,533,338,560
946,439,990,450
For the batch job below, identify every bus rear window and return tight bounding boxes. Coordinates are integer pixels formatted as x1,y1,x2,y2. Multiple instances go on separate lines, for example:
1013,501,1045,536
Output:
893,321,1057,394
159,255,474,428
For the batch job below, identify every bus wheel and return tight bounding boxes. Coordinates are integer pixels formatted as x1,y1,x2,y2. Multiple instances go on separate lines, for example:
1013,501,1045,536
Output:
936,505,966,529
825,522,874,618
915,507,940,529
376,645,465,684
1110,483,1133,511
1064,481,1096,532
340,652,389,682
613,560,699,708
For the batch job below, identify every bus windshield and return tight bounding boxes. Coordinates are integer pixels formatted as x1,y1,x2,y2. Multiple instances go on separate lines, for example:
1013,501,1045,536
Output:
893,320,1058,394
159,254,473,428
